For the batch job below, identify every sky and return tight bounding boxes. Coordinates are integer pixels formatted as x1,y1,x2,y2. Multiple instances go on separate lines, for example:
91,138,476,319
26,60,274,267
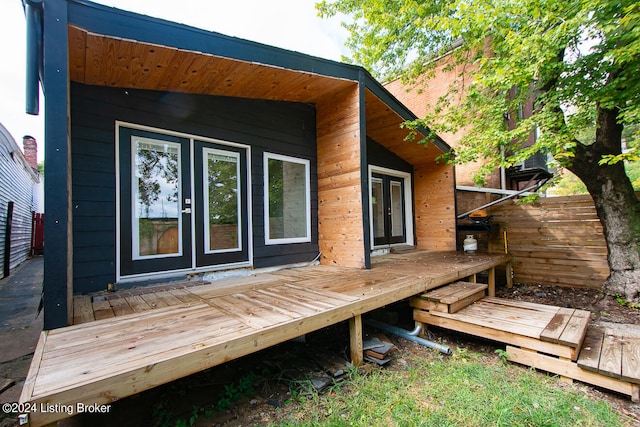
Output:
0,0,350,162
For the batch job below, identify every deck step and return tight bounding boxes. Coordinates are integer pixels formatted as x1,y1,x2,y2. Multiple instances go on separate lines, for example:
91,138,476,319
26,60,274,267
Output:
578,325,640,384
540,307,591,350
410,281,487,313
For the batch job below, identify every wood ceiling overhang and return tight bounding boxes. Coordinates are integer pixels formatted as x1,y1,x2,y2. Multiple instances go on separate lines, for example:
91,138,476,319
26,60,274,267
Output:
365,89,447,165
67,24,448,165
68,25,355,104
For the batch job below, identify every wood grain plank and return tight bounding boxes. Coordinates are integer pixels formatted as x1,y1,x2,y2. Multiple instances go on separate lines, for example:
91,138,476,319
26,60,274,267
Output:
208,295,293,329
540,308,574,343
19,331,48,402
426,306,545,339
599,331,624,379
73,296,95,325
481,297,559,313
125,295,153,313
439,284,487,304
167,288,205,304
621,335,640,384
557,310,590,348
577,326,604,372
108,297,135,317
92,299,115,321
22,251,522,427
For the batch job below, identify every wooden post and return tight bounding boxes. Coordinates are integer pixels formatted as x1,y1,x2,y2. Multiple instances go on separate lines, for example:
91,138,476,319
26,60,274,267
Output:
488,267,495,297
505,261,513,289
468,273,477,283
349,315,363,366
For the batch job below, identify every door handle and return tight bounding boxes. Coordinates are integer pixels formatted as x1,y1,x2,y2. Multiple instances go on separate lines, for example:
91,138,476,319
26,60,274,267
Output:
181,208,191,214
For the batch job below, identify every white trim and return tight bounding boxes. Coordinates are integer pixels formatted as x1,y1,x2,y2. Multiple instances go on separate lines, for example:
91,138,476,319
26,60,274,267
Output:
115,121,253,282
264,152,311,245
189,138,196,268
368,165,414,250
115,127,122,281
202,148,242,254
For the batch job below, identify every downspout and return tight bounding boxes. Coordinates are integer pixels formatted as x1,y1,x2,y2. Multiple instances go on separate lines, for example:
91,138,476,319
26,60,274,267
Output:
25,0,44,115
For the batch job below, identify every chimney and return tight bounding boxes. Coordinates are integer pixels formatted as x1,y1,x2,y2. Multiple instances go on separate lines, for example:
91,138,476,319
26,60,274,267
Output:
23,135,38,171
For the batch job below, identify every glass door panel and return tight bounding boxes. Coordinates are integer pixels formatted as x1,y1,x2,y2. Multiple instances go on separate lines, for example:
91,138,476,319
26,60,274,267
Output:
390,181,404,239
133,138,182,258
204,149,240,252
372,177,385,242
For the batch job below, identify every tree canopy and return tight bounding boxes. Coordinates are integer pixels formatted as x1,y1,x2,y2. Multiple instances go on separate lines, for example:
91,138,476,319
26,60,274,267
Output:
318,0,639,182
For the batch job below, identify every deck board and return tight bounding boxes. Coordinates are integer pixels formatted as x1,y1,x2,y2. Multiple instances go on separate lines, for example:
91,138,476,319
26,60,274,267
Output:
21,251,513,427
578,326,640,385
540,308,575,343
622,333,640,383
577,326,604,372
426,301,553,339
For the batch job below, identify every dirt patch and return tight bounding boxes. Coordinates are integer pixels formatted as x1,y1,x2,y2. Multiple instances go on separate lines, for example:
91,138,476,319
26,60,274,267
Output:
495,283,639,325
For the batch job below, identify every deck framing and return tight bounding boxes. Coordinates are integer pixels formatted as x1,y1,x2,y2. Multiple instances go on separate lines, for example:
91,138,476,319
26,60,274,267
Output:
20,251,511,427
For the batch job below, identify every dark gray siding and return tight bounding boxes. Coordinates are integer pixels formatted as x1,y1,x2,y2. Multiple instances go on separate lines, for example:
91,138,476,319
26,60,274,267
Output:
0,127,39,278
367,138,413,173
71,83,318,293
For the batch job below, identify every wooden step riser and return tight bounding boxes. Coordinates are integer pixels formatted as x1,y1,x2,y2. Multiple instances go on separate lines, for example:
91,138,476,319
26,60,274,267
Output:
411,289,485,313
411,281,488,313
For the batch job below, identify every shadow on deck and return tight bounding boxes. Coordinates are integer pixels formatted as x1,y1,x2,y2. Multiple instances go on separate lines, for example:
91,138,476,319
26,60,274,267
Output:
20,251,511,426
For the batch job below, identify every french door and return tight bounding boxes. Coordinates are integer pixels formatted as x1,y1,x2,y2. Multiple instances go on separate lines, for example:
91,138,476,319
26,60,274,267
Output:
371,172,406,246
118,126,249,278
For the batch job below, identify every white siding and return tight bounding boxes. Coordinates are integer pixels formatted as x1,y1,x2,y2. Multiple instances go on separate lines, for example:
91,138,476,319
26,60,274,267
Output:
0,123,40,277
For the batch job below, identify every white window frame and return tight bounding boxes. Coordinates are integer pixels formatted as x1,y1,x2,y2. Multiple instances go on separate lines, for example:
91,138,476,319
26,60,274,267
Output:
203,148,242,254
264,152,311,245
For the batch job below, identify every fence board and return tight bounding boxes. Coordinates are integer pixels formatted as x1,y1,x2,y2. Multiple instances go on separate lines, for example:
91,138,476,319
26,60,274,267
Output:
487,193,640,288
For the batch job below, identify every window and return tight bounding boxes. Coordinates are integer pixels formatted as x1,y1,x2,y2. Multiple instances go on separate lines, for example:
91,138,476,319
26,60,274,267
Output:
264,153,310,244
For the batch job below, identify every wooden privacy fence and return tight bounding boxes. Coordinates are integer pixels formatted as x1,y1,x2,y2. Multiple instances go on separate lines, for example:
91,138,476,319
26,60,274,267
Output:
488,194,613,288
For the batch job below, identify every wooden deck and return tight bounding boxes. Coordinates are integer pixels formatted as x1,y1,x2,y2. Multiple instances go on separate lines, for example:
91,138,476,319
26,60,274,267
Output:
20,251,511,427
413,289,640,401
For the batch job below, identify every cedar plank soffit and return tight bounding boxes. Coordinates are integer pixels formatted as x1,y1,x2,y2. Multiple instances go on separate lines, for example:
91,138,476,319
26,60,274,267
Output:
68,25,354,104
365,89,443,165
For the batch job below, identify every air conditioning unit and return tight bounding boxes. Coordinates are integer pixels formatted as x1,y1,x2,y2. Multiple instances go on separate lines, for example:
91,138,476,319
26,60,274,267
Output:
522,151,548,171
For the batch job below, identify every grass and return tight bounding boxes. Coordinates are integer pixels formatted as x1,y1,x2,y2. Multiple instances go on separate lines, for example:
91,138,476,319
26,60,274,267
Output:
268,347,630,427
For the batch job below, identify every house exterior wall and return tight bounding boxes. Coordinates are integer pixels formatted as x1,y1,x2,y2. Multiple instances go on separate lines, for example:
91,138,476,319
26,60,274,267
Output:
367,138,413,174
316,84,366,268
70,83,319,293
414,160,457,251
0,125,40,278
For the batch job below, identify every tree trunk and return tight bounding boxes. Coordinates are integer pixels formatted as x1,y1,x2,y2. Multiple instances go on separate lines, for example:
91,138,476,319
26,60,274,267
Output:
568,106,640,302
